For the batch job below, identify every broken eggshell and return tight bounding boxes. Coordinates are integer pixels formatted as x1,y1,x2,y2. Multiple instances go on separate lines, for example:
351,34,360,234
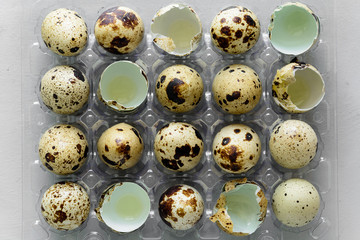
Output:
272,62,325,113
210,178,267,236
98,61,148,113
151,4,202,56
95,182,151,233
268,2,320,55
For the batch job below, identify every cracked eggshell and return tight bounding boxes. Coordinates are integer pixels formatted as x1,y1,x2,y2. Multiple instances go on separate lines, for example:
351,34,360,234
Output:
210,178,267,236
159,185,204,230
212,64,262,114
151,4,202,56
213,124,261,174
40,65,89,115
269,120,318,169
210,6,260,54
95,7,144,54
155,65,203,113
39,124,89,175
41,8,88,56
272,62,325,113
272,178,320,227
97,123,144,170
154,122,204,172
41,182,90,231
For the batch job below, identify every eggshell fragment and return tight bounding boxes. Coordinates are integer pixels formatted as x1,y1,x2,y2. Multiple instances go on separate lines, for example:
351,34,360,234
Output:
155,65,203,113
210,178,267,235
159,184,204,230
272,62,325,113
97,123,144,170
41,8,88,56
269,120,318,169
95,6,144,54
40,65,89,115
154,122,204,172
213,124,261,173
210,6,260,54
272,178,320,227
38,124,88,175
41,182,90,231
212,64,262,114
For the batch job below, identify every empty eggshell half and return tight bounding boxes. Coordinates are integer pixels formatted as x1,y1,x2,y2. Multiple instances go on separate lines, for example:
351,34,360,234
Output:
210,178,267,236
268,2,320,55
151,4,202,56
95,182,151,233
98,61,148,112
272,62,325,113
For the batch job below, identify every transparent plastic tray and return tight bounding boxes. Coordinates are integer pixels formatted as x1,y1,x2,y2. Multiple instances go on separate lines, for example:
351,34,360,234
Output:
22,0,337,239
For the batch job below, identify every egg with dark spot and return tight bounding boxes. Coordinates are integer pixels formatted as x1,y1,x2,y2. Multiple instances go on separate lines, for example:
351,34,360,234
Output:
159,184,204,230
97,123,144,170
95,6,144,54
213,124,261,173
210,6,260,54
41,182,90,230
156,65,203,113
212,64,262,114
40,65,89,115
38,124,88,175
154,122,204,172
41,8,88,56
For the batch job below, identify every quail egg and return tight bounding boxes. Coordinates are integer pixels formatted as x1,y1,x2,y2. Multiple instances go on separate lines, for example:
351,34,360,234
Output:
154,122,204,172
212,64,262,114
95,182,151,233
40,65,89,115
38,124,88,175
95,7,144,54
151,4,202,56
41,8,88,56
97,123,144,170
269,2,320,55
269,120,318,169
272,178,320,227
41,182,90,231
155,65,203,113
210,6,260,54
159,184,204,230
213,124,261,174
210,178,267,236
272,62,325,113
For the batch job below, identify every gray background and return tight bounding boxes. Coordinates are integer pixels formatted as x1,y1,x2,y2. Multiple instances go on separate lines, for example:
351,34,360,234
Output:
0,0,356,239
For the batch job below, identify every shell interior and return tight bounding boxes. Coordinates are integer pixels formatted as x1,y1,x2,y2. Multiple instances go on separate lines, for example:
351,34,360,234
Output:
99,182,150,233
151,4,202,56
269,3,319,55
99,61,148,111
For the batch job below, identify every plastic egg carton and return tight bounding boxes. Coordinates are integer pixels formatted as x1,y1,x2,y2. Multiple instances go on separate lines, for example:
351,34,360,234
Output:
21,0,337,239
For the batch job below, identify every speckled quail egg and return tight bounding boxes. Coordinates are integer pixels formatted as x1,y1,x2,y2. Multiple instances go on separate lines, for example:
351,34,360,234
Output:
212,64,262,114
159,184,204,230
39,124,88,175
213,124,261,174
154,122,204,172
272,178,320,227
210,6,260,54
272,62,325,113
155,65,203,113
41,182,90,231
97,123,144,170
40,65,89,115
269,120,318,169
210,178,267,236
41,8,88,56
95,7,144,54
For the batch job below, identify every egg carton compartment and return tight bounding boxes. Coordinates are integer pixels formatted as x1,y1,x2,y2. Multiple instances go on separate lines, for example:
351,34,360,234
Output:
22,0,337,239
